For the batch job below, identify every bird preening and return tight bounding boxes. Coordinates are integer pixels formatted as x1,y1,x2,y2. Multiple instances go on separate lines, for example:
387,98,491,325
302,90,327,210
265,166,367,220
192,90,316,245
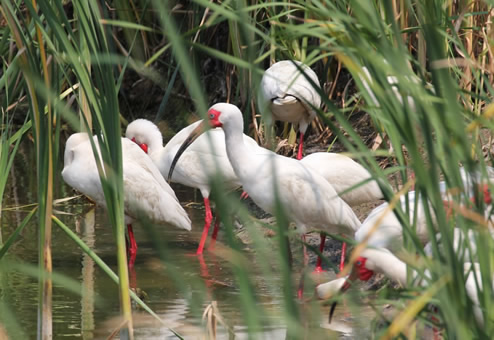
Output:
259,60,322,160
62,132,191,267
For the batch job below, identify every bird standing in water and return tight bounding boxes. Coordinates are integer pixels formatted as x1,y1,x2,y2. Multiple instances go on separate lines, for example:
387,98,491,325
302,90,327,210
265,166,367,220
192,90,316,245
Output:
168,103,362,297
126,119,268,255
62,132,191,266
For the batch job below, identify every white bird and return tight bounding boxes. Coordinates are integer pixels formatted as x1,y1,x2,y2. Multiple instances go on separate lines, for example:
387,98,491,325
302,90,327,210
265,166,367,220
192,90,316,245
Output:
300,151,387,271
125,118,268,255
355,173,493,254
168,103,362,289
354,190,426,252
62,132,191,266
325,246,493,326
259,60,322,160
300,152,385,207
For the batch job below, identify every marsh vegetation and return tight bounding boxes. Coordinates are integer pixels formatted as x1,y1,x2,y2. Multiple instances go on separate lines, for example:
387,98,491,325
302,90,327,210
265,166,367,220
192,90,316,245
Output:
1,0,494,339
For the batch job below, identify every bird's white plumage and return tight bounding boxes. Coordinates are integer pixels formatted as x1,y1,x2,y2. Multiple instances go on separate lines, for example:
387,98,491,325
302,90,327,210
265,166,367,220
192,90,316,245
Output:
207,103,361,235
351,247,492,325
125,118,267,198
359,247,409,286
356,170,494,252
62,133,191,231
300,152,385,206
316,277,348,300
259,60,321,134
354,191,430,252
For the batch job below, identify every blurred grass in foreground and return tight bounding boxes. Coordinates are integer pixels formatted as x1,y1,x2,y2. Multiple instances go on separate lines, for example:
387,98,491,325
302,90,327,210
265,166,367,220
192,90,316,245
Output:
0,0,493,338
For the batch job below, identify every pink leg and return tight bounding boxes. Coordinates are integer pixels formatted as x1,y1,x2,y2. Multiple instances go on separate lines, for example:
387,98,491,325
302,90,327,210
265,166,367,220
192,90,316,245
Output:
127,224,138,267
208,215,221,251
196,197,213,255
296,132,305,160
339,242,347,272
314,233,326,273
240,191,249,200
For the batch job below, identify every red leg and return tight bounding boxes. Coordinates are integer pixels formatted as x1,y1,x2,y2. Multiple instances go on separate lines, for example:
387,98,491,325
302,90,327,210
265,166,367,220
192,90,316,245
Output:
240,191,249,200
339,242,347,272
196,197,213,255
127,224,138,267
208,215,221,251
314,233,326,273
296,132,305,160
128,263,137,289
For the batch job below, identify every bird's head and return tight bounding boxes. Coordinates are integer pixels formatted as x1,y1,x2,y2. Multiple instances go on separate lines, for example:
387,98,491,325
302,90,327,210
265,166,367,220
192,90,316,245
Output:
354,256,374,281
207,108,222,128
167,103,242,182
206,102,243,129
126,119,163,155
327,251,377,323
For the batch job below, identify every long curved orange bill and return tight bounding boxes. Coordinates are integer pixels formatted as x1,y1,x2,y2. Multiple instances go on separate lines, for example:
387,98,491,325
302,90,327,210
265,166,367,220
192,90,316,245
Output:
167,120,209,183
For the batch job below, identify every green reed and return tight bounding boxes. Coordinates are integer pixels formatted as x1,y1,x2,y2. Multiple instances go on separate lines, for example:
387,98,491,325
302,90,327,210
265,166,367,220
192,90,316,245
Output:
1,0,493,338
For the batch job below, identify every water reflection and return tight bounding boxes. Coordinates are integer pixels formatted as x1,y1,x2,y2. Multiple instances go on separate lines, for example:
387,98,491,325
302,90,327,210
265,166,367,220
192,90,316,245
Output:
81,209,95,340
0,141,363,339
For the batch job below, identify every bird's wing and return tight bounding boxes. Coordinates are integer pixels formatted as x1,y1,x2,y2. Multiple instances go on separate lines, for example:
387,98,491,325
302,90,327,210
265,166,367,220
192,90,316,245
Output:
122,139,191,230
300,153,385,205
276,160,361,234
123,138,179,200
264,61,321,110
62,137,106,206
163,130,241,193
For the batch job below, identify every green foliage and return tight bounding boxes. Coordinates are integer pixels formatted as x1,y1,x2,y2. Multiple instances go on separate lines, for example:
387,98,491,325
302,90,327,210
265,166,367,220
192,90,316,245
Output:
1,0,493,338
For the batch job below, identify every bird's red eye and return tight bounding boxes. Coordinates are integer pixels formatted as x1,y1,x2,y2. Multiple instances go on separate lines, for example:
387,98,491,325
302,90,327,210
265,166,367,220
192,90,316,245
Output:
356,260,362,267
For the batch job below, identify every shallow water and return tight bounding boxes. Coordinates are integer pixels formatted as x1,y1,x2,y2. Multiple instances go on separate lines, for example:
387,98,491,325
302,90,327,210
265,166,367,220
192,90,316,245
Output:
0,141,369,339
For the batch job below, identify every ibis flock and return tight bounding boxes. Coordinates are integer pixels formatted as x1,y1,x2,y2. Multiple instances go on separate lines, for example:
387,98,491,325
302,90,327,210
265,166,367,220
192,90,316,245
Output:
62,60,494,328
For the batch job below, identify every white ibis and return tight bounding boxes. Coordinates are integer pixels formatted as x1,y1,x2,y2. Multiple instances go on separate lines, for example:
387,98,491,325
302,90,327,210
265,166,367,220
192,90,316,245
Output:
324,246,493,326
125,118,268,255
355,175,492,253
300,151,387,271
259,60,322,160
300,152,385,207
168,103,362,283
320,171,493,323
62,133,191,266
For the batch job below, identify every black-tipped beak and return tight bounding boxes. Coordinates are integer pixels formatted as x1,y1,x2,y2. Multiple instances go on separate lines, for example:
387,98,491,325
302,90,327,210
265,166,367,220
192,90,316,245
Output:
167,120,209,183
328,270,358,323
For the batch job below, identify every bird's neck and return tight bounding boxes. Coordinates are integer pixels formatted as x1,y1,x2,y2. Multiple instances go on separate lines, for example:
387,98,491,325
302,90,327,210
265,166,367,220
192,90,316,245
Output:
222,120,253,181
372,250,408,286
149,143,168,175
